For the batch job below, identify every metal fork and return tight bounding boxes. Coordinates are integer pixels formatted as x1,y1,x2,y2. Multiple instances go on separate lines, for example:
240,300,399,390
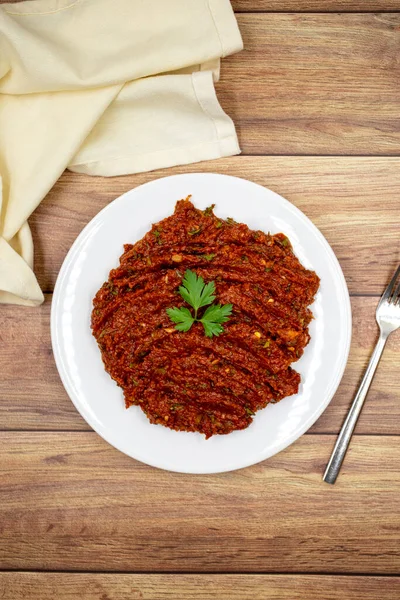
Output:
323,265,400,484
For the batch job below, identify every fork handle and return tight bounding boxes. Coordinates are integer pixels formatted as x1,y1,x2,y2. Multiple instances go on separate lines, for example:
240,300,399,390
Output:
323,332,388,484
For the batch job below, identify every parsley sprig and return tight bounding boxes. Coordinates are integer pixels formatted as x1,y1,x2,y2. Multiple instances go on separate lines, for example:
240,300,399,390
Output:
166,269,232,338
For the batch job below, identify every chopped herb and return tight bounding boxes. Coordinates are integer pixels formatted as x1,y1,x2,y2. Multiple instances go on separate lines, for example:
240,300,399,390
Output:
98,328,117,339
216,221,223,229
146,256,152,266
131,378,138,386
203,204,215,216
263,340,270,348
106,282,118,295
265,267,272,272
226,217,236,226
241,255,249,263
201,253,216,261
245,407,255,416
153,230,162,244
188,226,202,236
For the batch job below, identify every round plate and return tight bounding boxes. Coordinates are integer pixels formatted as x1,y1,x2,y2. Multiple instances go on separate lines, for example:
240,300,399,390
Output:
51,173,351,474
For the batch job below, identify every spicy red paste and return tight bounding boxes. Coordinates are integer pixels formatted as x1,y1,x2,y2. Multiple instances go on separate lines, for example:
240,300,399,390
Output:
91,198,320,438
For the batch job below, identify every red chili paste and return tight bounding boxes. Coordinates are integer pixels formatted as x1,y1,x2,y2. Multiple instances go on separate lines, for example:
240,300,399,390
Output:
91,198,320,438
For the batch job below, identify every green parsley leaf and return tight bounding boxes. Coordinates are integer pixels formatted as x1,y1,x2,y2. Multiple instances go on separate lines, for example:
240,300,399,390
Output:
201,303,232,338
166,306,194,332
178,269,215,317
167,269,232,337
198,281,216,309
201,303,232,324
202,320,225,338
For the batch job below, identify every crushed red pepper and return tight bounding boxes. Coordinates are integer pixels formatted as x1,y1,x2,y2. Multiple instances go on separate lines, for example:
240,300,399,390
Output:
91,198,320,438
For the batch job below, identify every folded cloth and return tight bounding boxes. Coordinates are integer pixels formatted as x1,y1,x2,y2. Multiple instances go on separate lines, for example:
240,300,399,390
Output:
0,0,243,306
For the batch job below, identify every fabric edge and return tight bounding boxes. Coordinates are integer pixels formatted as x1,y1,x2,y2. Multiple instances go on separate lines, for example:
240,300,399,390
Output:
69,70,241,177
191,70,240,151
2,0,78,17
207,0,244,57
0,236,44,306
68,135,240,177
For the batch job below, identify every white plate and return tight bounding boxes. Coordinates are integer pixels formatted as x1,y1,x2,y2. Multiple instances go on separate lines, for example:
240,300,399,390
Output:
51,173,351,474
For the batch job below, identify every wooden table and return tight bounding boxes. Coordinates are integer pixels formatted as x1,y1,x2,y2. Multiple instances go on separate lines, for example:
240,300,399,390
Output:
1,1,400,598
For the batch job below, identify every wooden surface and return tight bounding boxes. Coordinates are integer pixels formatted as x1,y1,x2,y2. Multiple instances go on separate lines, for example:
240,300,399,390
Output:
1,434,400,573
1,1,400,599
2,574,400,600
220,14,400,155
232,1,400,10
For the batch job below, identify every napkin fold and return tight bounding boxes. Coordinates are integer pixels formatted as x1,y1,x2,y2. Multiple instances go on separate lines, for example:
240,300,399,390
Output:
0,0,243,305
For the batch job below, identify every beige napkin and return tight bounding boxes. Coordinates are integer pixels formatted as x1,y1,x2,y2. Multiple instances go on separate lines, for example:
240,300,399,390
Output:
0,0,243,306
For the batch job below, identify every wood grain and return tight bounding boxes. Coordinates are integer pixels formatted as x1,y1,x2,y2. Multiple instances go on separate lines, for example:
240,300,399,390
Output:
217,13,400,155
232,1,400,11
31,158,400,295
1,295,399,434
0,433,399,573
1,573,400,600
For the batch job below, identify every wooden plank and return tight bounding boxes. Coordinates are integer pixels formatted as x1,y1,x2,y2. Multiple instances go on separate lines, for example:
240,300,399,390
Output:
31,158,400,295
232,1,400,11
217,14,400,155
1,295,399,434
1,573,400,600
0,433,399,573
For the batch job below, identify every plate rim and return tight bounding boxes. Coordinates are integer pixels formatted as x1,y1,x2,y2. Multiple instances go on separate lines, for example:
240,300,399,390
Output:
51,172,352,473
